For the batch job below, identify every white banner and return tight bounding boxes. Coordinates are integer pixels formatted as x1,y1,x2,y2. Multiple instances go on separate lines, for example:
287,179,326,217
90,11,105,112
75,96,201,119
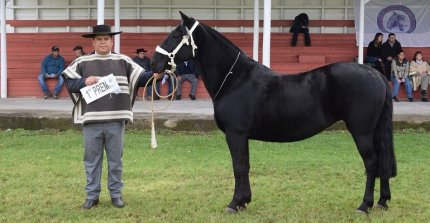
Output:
354,0,430,47
80,74,121,104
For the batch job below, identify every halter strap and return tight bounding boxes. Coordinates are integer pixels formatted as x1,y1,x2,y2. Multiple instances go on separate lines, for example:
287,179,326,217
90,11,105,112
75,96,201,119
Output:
155,21,199,74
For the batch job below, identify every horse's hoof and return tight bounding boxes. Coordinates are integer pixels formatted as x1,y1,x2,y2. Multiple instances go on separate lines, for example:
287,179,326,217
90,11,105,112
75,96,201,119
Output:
376,203,388,210
238,206,246,211
225,207,238,214
356,209,369,215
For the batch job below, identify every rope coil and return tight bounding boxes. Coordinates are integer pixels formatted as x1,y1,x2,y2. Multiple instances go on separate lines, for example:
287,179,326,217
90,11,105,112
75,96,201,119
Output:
142,73,179,149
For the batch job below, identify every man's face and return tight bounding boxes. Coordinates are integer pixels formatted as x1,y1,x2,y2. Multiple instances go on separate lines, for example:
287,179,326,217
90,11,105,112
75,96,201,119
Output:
74,49,83,57
398,52,405,60
92,35,113,55
389,35,396,43
52,51,59,57
138,52,145,59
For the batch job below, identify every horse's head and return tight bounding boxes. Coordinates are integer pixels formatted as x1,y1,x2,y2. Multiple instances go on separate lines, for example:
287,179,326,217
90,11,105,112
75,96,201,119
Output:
152,12,199,74
387,11,407,31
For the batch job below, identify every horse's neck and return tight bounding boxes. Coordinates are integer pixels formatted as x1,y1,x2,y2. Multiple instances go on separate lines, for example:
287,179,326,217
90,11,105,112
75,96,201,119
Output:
195,27,245,98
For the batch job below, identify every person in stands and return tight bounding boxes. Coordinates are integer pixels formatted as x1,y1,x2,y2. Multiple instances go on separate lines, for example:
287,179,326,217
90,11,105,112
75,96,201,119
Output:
73,45,86,58
175,59,200,100
365,32,384,74
381,33,402,80
132,48,160,100
391,51,413,102
290,13,311,47
38,45,65,99
409,51,430,102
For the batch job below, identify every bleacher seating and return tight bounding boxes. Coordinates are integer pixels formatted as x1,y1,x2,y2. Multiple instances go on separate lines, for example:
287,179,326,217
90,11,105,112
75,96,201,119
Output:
4,32,430,100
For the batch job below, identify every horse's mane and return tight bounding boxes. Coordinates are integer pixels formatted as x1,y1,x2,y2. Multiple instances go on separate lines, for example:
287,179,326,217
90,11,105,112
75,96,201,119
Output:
200,23,247,57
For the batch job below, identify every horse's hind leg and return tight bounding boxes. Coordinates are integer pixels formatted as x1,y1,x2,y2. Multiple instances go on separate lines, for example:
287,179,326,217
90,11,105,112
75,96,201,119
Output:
225,131,251,213
377,178,391,209
352,133,377,214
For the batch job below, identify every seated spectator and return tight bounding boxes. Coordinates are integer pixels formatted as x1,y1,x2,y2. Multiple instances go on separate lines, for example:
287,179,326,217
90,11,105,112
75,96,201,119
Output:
290,13,311,47
365,33,384,74
132,48,160,100
38,46,65,99
409,51,430,102
73,45,86,58
391,51,412,102
381,33,402,80
175,59,200,100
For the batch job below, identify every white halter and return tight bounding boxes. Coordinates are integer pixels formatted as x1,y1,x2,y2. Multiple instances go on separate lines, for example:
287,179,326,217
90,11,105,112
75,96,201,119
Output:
155,21,199,74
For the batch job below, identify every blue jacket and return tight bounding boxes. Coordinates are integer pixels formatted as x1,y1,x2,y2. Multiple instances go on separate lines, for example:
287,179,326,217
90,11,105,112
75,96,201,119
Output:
41,54,65,75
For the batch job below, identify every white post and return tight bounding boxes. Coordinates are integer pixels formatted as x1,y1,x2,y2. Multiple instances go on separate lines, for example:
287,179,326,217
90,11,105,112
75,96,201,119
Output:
262,0,271,68
97,0,105,25
114,0,120,53
358,0,365,64
1,0,7,98
253,0,259,62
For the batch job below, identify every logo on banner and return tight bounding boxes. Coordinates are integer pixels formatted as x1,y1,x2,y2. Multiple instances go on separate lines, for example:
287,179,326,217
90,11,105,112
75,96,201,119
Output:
377,5,416,33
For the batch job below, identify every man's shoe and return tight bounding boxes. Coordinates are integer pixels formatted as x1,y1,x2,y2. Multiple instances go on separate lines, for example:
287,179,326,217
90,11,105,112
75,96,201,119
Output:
43,95,49,99
421,98,428,102
408,98,413,102
53,94,58,99
393,96,399,102
111,197,125,208
176,95,181,100
81,199,99,209
189,94,196,100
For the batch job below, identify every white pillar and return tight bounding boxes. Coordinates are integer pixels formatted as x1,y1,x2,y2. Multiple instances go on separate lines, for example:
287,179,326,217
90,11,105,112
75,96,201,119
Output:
253,0,259,62
358,0,365,64
114,0,120,53
97,0,105,25
1,0,7,98
262,0,271,68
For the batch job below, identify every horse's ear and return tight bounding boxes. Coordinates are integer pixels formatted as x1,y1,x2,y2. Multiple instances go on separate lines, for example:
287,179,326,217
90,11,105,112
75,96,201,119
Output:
179,11,193,27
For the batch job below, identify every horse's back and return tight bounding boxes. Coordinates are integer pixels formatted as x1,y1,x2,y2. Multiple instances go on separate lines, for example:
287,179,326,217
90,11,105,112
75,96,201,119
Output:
246,62,388,142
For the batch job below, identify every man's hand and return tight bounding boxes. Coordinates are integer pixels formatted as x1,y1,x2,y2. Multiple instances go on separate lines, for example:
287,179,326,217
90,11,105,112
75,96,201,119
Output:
85,76,98,86
153,73,164,80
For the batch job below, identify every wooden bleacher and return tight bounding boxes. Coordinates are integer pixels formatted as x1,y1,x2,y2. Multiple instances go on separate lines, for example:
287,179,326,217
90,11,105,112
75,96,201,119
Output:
3,20,430,100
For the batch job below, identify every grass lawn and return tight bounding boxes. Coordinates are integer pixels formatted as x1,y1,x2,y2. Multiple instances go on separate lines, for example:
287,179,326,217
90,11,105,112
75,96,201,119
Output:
0,129,429,222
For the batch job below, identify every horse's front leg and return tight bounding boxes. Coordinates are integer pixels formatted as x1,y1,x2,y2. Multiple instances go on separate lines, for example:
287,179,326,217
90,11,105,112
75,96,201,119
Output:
225,130,251,213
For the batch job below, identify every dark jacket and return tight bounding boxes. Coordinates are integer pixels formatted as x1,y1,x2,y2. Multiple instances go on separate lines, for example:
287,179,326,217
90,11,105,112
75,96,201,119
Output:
176,60,200,77
366,40,383,58
132,56,154,77
133,56,152,71
289,13,309,33
381,40,402,61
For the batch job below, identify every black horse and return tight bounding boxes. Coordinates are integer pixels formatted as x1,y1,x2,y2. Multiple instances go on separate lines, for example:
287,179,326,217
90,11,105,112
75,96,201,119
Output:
151,12,396,214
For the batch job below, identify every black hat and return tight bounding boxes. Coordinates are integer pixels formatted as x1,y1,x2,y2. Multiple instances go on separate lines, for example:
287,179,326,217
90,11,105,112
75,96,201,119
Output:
135,48,148,53
73,45,83,51
82,24,122,38
51,46,60,51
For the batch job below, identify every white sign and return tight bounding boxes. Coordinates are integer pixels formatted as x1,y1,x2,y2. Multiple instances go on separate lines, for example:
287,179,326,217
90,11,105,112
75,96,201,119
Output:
354,0,430,47
80,74,121,104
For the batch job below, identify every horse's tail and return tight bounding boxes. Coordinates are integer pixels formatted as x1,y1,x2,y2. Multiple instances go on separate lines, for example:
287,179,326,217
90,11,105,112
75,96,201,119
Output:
374,80,397,178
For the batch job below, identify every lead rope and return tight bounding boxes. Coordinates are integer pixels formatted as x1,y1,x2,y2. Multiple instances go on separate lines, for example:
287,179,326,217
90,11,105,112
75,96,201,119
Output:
142,72,179,149
213,51,241,100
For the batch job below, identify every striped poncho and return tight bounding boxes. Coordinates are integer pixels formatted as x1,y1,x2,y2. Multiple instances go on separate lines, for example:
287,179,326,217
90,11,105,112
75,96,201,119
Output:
62,53,146,124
